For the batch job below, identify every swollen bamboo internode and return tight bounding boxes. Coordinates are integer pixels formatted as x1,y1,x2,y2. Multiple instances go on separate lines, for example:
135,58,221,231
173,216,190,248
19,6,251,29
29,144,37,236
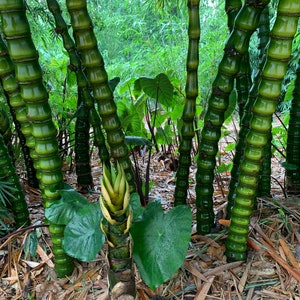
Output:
226,0,300,261
174,0,200,206
195,0,270,234
0,0,74,277
66,0,136,191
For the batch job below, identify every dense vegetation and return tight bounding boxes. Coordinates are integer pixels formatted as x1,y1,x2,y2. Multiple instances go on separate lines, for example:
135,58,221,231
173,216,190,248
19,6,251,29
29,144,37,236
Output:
0,0,299,298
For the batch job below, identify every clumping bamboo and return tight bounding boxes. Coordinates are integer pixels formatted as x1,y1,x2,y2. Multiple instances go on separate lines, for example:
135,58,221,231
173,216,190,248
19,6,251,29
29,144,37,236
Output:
174,0,200,206
226,0,300,261
0,0,74,277
47,0,111,169
0,36,38,188
226,5,271,218
195,0,270,234
286,57,300,194
66,0,136,191
225,0,242,32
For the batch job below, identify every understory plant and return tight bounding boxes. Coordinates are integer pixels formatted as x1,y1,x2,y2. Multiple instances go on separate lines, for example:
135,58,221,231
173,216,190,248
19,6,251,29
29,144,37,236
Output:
0,131,30,229
46,163,192,296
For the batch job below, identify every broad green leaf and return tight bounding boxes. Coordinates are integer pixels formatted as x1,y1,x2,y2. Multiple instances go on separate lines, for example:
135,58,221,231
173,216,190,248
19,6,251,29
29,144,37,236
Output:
130,192,145,222
283,79,295,102
118,77,137,95
281,161,298,171
63,203,104,262
215,162,233,173
140,73,173,107
225,142,236,151
125,136,153,146
45,184,89,225
131,202,192,290
24,231,38,259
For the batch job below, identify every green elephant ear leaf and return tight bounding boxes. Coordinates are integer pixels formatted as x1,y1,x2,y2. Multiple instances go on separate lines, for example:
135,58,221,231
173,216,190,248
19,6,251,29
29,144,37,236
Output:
139,73,173,107
63,203,104,262
130,201,192,290
45,184,89,225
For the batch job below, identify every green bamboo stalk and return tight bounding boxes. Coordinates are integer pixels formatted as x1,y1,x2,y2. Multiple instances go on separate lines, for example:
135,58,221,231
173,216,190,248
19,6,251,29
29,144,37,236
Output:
0,36,39,188
46,0,110,174
226,0,300,261
225,0,251,121
66,0,136,191
256,5,272,198
0,128,30,228
226,4,271,218
0,106,13,159
286,57,300,194
225,0,242,32
195,0,270,234
174,0,200,206
0,0,74,277
74,89,93,188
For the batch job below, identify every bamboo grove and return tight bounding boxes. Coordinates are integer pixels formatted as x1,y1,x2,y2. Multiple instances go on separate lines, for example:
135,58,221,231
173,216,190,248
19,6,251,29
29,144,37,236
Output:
0,0,299,292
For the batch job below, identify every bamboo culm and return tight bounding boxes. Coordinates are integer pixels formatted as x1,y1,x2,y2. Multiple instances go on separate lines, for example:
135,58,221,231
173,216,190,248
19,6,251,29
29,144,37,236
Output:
286,57,300,194
226,5,271,218
66,0,136,191
226,0,300,261
174,0,200,206
0,35,39,188
0,0,74,277
195,0,270,234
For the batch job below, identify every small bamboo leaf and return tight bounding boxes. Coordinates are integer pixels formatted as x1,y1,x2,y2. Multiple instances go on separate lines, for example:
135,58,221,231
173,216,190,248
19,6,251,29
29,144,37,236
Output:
63,203,104,262
131,201,192,290
45,184,89,225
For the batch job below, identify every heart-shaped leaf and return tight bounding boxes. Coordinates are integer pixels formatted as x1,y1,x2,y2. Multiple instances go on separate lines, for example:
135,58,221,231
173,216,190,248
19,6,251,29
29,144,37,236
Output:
63,203,104,262
131,202,192,290
45,184,89,225
125,135,153,146
130,192,145,222
139,73,173,107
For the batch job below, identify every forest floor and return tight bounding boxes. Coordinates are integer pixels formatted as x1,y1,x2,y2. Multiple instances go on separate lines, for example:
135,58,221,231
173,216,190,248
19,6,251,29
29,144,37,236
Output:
1,123,300,299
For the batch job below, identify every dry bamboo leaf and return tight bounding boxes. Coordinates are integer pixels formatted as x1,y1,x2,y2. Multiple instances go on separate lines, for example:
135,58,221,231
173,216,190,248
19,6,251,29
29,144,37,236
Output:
183,261,208,282
36,244,54,268
218,219,230,227
22,260,40,268
191,235,222,248
260,239,300,282
203,261,243,277
245,274,258,300
194,276,215,300
238,259,252,293
279,245,287,261
279,238,300,269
